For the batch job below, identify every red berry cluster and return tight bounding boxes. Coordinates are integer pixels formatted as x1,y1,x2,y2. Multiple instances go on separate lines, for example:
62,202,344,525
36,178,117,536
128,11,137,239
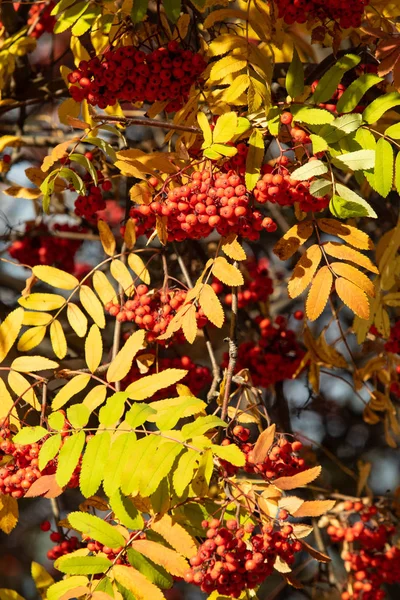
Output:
122,352,212,399
311,80,348,114
254,161,329,213
211,258,273,309
105,285,208,343
185,519,302,597
8,222,85,271
0,424,41,499
275,0,367,29
226,316,304,387
85,530,146,563
68,41,206,113
27,1,56,38
384,321,400,354
220,426,306,480
44,528,81,561
130,168,277,243
326,502,400,600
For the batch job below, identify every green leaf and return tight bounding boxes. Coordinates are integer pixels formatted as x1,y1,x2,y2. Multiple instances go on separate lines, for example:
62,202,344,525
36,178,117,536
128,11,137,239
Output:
310,54,361,105
385,123,400,139
56,430,85,488
67,404,90,428
80,431,111,498
47,576,89,600
355,127,376,150
55,554,113,575
121,435,160,495
245,129,264,191
330,195,370,219
267,106,280,136
208,143,237,157
13,426,48,445
181,416,227,440
291,106,334,125
286,47,304,99
336,74,383,114
235,117,251,136
320,113,363,144
211,443,246,466
213,112,238,144
163,0,181,22
309,179,332,197
291,160,328,181
309,134,329,154
71,5,100,36
172,449,199,497
48,411,66,431
191,448,214,496
198,112,212,148
68,511,126,549
38,434,62,471
103,432,137,497
335,149,375,171
85,137,117,162
51,0,76,16
131,0,148,22
109,490,144,530
374,138,394,198
99,392,128,426
53,1,88,34
92,577,114,596
363,92,400,124
127,548,173,589
125,403,156,428
40,171,57,213
139,440,183,497
69,153,98,184
58,167,85,194
151,397,206,430
395,151,400,194
333,183,377,218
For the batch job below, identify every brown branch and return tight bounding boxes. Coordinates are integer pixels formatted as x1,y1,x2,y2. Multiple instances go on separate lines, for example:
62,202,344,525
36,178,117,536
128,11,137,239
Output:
221,267,238,421
92,115,201,134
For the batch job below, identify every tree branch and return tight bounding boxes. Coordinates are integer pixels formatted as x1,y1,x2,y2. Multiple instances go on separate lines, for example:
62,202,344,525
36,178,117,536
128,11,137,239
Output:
221,268,238,421
92,115,201,133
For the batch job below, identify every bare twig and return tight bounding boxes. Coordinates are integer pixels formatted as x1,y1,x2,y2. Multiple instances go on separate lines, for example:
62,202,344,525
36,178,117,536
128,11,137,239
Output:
221,266,238,421
93,115,201,133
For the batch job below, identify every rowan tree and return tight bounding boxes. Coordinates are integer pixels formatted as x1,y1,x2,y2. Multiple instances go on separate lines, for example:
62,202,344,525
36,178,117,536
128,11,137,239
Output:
0,1,400,599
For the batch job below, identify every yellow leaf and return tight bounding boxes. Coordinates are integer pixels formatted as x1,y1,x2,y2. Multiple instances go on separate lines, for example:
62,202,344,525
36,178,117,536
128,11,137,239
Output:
11,356,58,373
50,320,67,359
221,234,247,261
0,588,25,599
213,111,238,144
83,384,108,413
273,221,314,261
288,245,322,299
110,259,134,295
32,265,79,291
17,326,47,352
8,371,39,410
330,262,375,297
197,112,212,147
293,500,336,518
0,379,19,429
58,98,80,126
150,514,197,559
212,256,244,286
182,305,197,344
41,139,75,172
0,136,21,152
128,254,151,285
245,129,264,191
85,325,103,373
0,495,18,534
335,277,370,319
19,293,65,311
112,565,164,600
129,182,152,204
130,539,189,577
3,185,42,199
204,8,247,28
273,466,322,490
106,330,146,383
123,219,136,250
125,369,187,400
306,266,333,321
223,73,250,102
210,55,247,81
156,216,168,246
79,286,106,328
31,561,54,596
93,271,117,305
323,242,378,274
0,307,24,363
317,218,374,250
22,312,52,326
251,424,276,464
67,303,88,337
98,220,116,257
52,374,91,410
199,285,224,328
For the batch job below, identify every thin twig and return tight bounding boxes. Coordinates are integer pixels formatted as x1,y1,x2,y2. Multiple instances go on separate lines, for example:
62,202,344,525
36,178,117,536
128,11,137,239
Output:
92,114,200,133
221,265,238,421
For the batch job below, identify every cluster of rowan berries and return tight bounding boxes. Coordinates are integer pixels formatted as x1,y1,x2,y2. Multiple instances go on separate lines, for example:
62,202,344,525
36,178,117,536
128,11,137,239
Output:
310,80,347,113
220,426,306,479
84,530,146,563
326,502,400,600
27,1,56,38
275,0,367,29
384,321,400,354
8,222,85,271
254,159,329,213
41,523,81,561
130,168,277,243
185,519,302,597
105,285,208,343
122,353,211,398
68,41,206,112
211,258,273,309
228,316,304,387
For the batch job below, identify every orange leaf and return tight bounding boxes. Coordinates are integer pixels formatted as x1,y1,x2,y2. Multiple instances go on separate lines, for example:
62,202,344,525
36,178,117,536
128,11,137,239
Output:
293,500,336,518
301,540,330,563
317,218,374,250
330,262,375,297
273,221,313,260
306,266,333,321
199,284,224,328
150,514,197,558
273,466,322,490
0,494,18,533
335,277,370,319
98,220,116,257
288,245,322,299
181,304,197,344
112,565,165,600
251,424,276,464
323,242,378,274
130,539,189,577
